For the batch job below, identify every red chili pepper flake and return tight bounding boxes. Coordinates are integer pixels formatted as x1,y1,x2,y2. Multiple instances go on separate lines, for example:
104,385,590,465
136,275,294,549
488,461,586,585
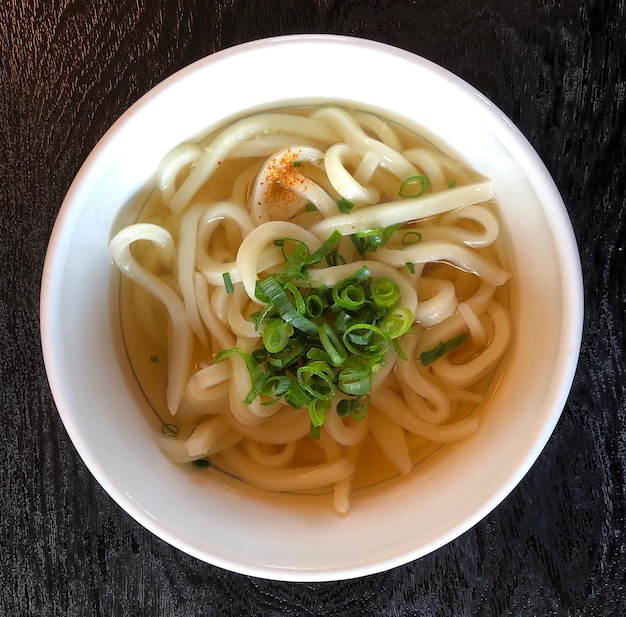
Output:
261,149,308,214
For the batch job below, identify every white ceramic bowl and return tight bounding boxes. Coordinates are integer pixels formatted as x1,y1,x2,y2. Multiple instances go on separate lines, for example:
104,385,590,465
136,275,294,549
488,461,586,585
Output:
41,35,583,581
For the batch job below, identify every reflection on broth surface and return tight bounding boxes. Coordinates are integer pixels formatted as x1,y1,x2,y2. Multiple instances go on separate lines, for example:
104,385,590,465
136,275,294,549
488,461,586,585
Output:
110,104,512,514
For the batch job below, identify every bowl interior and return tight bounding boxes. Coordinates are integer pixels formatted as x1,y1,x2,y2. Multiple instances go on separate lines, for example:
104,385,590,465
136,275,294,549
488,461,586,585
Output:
41,35,582,581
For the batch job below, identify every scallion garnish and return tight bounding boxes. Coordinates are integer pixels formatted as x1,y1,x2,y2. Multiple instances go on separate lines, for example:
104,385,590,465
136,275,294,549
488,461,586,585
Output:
399,175,430,198
216,233,416,438
337,197,355,213
405,262,416,274
325,250,346,267
370,276,401,310
349,223,401,257
262,319,293,354
222,272,234,294
419,333,467,366
401,231,422,245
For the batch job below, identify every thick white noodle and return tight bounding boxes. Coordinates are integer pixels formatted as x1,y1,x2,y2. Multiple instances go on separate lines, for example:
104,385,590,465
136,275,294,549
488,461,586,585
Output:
353,150,383,185
309,181,496,238
227,337,282,426
414,277,458,327
212,448,356,492
368,407,413,474
311,107,416,179
242,440,297,468
395,332,451,421
324,408,369,447
169,114,338,213
109,223,192,415
371,386,480,442
352,110,403,151
231,135,318,158
377,241,510,287
416,282,495,352
178,203,210,346
195,200,256,286
436,204,500,248
185,415,231,457
225,283,262,339
236,221,323,301
431,302,511,388
331,441,362,514
156,143,203,206
249,146,338,222
225,408,310,444
324,143,381,205
194,273,236,352
178,375,229,417
457,301,487,347
194,362,230,389
403,148,448,192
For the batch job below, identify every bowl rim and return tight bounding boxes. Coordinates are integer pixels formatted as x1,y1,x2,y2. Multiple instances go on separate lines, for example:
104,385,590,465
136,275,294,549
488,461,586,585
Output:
40,34,584,581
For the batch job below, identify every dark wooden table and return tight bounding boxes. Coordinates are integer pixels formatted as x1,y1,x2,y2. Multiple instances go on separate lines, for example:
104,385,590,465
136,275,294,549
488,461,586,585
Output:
2,1,624,615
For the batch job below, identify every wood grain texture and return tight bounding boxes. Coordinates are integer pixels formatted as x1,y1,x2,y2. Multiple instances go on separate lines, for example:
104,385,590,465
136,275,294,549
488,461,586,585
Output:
1,1,624,615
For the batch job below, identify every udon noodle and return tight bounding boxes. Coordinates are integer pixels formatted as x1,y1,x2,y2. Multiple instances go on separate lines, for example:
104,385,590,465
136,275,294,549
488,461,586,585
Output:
109,104,512,514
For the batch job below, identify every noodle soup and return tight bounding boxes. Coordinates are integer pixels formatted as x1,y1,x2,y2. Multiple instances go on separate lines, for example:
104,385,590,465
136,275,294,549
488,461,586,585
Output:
109,104,512,514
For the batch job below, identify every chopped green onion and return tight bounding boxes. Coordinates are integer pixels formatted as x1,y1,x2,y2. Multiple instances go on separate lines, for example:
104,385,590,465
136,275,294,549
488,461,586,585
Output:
260,375,293,399
306,347,333,364
349,223,401,257
336,394,370,420
293,160,302,168
309,398,332,427
448,179,457,189
382,223,402,244
219,233,416,437
193,458,212,468
262,319,294,353
337,197,355,213
405,262,416,274
399,175,430,198
392,337,408,361
319,323,348,366
420,333,467,366
282,380,311,409
305,202,317,212
304,293,325,319
370,276,401,310
284,282,306,315
222,272,234,294
150,354,159,363
402,231,422,245
381,307,414,339
325,250,346,266
251,347,268,364
343,323,390,358
297,361,336,400
332,281,366,311
215,347,265,404
338,357,373,395
268,339,306,370
273,237,310,275
304,230,343,269
309,423,321,440
256,276,319,335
